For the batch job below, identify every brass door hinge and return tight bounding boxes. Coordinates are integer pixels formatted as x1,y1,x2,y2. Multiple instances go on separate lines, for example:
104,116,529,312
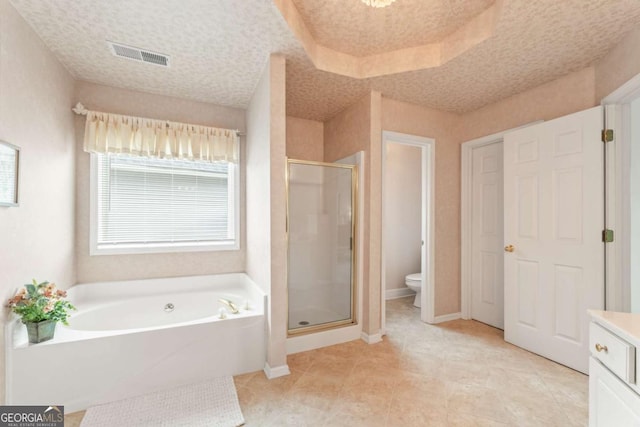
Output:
601,129,614,143
602,229,614,243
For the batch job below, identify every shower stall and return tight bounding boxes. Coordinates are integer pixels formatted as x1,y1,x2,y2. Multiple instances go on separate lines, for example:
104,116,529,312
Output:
286,159,357,335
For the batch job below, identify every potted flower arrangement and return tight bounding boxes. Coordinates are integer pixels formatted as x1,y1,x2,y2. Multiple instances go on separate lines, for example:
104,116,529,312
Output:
7,280,76,343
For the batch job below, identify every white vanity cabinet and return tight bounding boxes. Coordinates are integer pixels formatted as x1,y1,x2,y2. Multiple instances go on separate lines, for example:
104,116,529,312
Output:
589,310,640,426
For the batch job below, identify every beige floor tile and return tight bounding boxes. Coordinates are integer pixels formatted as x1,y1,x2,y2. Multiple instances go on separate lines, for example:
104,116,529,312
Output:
305,353,357,379
527,351,584,378
345,363,406,392
234,371,258,388
59,296,589,426
286,350,317,373
553,393,589,427
540,369,589,405
261,401,328,427
315,338,369,360
447,412,512,426
485,367,550,400
284,372,343,411
387,397,448,427
323,409,389,427
439,359,492,387
243,368,303,396
447,383,517,424
393,371,453,406
502,395,573,427
399,351,444,377
236,385,285,425
327,396,390,427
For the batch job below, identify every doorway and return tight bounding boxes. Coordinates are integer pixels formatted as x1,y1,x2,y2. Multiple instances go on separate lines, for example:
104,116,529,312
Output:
602,73,640,314
465,140,504,329
381,131,435,330
461,123,540,328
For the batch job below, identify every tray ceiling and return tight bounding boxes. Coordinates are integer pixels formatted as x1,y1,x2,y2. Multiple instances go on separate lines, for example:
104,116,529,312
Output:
290,0,495,57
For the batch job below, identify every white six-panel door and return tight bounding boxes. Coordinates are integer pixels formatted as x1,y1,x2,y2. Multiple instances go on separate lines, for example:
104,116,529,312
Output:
471,143,504,329
503,106,604,374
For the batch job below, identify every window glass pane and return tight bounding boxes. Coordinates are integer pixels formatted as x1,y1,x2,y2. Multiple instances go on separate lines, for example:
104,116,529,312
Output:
96,154,234,246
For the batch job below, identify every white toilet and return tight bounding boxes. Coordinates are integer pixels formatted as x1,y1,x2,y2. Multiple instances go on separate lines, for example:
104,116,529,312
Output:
405,273,422,308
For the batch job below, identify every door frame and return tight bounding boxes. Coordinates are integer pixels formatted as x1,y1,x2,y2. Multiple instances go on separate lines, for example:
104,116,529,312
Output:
601,72,640,312
461,122,542,320
381,131,435,327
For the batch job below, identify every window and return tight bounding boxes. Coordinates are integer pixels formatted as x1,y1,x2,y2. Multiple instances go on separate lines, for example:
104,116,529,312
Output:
90,153,239,255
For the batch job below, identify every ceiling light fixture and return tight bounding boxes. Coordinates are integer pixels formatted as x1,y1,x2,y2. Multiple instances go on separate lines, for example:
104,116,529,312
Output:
361,0,397,8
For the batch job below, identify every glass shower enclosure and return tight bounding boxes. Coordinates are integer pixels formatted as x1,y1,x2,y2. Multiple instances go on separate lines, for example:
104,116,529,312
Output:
287,159,357,335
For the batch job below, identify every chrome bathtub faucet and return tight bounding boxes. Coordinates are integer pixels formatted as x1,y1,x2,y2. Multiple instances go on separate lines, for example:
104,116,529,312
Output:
218,298,239,314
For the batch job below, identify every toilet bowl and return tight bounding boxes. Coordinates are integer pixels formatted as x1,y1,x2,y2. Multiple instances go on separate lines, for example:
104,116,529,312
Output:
405,273,422,308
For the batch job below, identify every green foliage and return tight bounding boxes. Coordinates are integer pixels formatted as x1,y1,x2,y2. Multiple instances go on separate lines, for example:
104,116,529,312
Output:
7,280,76,325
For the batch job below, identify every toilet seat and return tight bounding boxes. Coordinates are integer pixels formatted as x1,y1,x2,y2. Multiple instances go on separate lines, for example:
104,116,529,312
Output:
405,273,421,282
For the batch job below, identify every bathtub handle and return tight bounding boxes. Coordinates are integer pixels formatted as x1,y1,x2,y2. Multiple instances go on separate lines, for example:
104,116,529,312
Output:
218,298,239,314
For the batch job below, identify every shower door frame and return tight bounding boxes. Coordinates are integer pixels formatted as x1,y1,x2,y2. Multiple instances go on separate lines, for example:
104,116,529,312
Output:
286,158,359,337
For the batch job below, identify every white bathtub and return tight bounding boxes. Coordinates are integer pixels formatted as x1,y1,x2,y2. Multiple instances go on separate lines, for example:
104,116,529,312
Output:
6,273,266,413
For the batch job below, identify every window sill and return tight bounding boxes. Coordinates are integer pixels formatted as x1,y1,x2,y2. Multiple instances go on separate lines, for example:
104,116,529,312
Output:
90,240,240,256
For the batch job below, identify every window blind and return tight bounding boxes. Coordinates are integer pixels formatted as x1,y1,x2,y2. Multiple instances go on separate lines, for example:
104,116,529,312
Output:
0,146,17,204
96,154,235,247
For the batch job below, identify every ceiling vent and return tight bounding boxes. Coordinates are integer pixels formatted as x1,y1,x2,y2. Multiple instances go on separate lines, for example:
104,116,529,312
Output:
108,41,170,67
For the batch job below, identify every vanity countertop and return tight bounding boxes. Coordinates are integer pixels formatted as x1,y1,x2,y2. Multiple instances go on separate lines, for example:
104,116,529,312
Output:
589,309,640,345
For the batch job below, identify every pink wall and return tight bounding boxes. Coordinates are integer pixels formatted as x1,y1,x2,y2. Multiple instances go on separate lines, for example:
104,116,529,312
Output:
0,2,76,403
381,99,462,316
324,92,382,334
286,116,323,161
324,94,371,162
384,143,422,291
74,81,247,283
246,55,288,371
596,27,640,101
268,55,288,371
459,67,597,143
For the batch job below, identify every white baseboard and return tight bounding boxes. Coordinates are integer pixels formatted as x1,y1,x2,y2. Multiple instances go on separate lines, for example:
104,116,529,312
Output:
385,288,415,300
263,363,290,379
286,324,362,355
360,331,383,344
433,312,462,324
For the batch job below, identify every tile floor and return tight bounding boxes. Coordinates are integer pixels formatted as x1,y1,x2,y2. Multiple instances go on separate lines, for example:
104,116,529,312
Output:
65,296,588,426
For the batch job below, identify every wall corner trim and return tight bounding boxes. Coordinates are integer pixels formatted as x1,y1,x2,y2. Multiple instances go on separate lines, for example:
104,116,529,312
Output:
263,363,290,379
385,288,416,300
432,312,462,324
360,331,383,344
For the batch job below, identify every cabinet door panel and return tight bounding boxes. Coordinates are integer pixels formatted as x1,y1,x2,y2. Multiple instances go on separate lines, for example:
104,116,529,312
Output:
589,357,640,427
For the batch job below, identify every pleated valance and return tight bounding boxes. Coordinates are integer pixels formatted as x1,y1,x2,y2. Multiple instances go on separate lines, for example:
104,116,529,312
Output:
73,103,238,163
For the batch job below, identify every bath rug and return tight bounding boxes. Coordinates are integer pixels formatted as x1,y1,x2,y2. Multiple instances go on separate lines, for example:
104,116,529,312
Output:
80,376,245,427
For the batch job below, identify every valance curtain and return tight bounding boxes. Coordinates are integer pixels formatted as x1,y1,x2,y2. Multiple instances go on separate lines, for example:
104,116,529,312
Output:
82,110,238,163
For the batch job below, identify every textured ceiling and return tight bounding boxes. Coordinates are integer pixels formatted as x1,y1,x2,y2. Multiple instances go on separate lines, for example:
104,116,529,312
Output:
290,0,495,57
9,0,640,122
8,0,302,109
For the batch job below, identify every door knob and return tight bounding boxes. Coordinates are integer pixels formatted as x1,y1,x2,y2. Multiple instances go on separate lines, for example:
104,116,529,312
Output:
504,245,515,253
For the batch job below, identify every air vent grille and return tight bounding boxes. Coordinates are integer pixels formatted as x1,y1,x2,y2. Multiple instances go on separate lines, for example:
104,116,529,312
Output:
108,41,170,67
140,51,169,66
